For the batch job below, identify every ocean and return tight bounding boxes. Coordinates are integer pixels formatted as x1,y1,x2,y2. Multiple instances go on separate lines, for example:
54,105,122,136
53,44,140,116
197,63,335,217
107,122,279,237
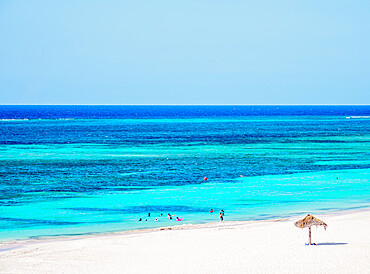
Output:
0,105,369,241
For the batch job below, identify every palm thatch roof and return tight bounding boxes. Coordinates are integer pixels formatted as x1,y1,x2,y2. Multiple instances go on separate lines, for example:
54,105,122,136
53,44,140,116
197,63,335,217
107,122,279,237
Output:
294,214,327,230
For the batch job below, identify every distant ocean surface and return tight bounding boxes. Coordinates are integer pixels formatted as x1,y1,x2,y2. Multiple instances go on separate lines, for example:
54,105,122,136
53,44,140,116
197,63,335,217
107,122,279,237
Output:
0,105,369,241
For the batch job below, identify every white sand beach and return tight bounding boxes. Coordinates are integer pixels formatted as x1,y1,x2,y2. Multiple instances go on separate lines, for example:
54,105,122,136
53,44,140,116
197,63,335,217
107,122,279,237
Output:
1,210,370,274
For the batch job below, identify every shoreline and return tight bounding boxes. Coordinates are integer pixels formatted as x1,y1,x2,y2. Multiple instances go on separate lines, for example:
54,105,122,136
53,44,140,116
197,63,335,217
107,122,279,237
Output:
1,208,370,273
2,206,369,252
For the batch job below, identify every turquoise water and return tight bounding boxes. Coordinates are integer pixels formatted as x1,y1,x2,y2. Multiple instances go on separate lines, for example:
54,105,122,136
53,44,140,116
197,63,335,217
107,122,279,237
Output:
0,106,369,241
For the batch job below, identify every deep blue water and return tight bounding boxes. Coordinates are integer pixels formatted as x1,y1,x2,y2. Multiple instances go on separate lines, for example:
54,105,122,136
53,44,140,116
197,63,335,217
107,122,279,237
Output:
0,105,369,241
1,105,370,120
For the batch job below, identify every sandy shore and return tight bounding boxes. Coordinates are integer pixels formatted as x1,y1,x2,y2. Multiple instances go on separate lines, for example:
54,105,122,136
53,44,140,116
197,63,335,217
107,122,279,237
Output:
1,210,370,274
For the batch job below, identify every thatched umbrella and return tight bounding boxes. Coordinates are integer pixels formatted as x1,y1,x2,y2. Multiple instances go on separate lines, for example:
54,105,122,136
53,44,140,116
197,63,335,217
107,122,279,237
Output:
294,214,327,245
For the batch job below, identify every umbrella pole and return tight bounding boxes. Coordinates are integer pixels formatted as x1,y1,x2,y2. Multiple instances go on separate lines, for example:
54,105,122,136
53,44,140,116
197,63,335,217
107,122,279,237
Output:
308,227,312,245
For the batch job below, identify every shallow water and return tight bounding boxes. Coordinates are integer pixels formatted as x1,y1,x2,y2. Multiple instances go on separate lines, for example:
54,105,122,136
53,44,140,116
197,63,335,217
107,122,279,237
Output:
0,105,369,241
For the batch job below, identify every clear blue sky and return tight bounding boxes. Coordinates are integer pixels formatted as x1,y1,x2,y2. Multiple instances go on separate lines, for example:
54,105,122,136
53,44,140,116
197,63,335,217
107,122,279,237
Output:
1,1,369,105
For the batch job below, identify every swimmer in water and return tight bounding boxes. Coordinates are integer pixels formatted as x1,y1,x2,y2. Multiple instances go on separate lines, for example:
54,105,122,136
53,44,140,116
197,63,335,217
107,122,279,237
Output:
155,218,158,222
219,213,223,222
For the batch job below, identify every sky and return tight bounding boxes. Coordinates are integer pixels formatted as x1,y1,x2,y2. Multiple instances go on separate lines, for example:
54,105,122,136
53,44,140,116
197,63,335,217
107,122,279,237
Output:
0,1,370,105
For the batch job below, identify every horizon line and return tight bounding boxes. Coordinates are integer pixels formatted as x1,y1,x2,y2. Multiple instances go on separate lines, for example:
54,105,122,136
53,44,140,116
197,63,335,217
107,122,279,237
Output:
1,104,370,106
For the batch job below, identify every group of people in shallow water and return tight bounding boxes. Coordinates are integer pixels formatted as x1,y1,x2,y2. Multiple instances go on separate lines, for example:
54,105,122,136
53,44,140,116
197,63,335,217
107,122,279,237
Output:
138,212,183,222
138,209,225,222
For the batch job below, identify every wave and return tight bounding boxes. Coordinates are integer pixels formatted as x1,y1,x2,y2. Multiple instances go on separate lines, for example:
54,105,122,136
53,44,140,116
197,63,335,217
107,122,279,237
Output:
346,116,370,119
0,118,76,121
0,119,29,121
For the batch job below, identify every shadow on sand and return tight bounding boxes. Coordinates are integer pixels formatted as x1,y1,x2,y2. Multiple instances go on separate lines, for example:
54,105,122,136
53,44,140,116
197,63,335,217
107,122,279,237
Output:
316,242,348,246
